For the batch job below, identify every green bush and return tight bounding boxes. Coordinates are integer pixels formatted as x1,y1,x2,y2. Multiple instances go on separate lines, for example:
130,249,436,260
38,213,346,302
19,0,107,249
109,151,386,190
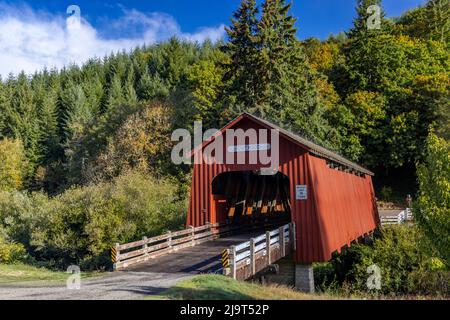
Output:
315,225,449,297
0,171,187,270
0,191,54,252
0,232,27,264
0,138,28,191
415,132,450,266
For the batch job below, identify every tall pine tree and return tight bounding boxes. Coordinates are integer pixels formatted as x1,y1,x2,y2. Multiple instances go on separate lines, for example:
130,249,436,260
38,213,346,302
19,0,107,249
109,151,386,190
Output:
223,0,259,114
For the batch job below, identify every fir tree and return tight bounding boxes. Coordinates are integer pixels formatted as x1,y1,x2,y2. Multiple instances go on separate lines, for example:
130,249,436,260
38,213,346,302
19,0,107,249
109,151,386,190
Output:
255,0,300,116
223,0,259,113
7,72,43,174
426,0,450,44
105,74,125,110
348,0,387,39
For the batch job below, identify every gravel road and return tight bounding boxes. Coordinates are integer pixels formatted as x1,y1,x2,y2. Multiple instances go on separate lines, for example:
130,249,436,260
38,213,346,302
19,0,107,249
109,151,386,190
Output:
0,271,192,300
0,230,265,300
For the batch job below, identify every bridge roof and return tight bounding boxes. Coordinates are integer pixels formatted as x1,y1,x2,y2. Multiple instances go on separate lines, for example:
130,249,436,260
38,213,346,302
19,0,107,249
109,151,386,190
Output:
195,112,374,176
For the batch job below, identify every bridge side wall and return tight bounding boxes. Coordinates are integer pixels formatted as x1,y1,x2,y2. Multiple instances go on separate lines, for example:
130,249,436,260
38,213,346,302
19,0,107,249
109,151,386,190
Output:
300,154,379,263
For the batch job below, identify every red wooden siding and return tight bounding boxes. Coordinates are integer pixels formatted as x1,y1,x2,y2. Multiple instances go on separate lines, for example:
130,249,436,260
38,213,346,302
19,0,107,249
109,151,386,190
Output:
187,114,379,264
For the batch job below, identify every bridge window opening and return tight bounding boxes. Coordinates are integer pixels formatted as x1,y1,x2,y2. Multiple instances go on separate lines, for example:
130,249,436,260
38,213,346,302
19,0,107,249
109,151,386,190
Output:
211,171,291,226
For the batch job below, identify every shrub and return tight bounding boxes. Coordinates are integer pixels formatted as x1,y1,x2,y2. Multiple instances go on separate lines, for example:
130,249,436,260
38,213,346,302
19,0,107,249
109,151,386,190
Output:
0,138,28,191
0,191,54,252
0,232,27,264
0,171,187,270
315,225,449,297
84,102,174,183
415,132,450,266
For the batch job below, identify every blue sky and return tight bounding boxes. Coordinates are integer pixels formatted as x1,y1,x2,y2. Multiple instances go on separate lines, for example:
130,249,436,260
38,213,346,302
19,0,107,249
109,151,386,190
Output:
10,0,427,38
0,0,427,76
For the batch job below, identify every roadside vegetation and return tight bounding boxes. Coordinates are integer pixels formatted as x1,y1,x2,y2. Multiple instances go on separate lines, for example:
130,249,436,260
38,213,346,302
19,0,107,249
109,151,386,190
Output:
0,171,186,270
0,263,97,285
314,225,449,298
155,275,334,300
314,134,450,298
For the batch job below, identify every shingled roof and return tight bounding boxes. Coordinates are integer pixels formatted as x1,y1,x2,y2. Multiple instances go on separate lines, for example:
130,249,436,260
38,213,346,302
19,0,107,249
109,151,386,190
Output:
240,113,374,176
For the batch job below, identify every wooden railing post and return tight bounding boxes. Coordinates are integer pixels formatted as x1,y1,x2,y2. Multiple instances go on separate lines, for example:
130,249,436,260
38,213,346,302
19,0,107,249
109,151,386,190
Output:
291,222,297,251
266,231,271,265
142,237,148,256
279,226,285,257
113,243,120,271
250,238,256,276
189,226,195,245
167,231,172,249
231,245,237,280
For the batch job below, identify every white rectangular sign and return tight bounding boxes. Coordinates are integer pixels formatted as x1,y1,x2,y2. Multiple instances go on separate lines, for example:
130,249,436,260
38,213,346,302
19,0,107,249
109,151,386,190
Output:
296,185,307,200
227,144,271,153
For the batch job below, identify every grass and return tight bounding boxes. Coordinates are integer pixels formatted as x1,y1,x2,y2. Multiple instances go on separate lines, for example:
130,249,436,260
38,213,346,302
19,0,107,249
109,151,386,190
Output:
0,263,99,285
153,275,336,300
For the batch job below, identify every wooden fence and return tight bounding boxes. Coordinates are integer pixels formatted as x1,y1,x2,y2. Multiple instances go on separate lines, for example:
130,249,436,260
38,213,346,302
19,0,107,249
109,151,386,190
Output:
223,223,295,281
380,208,414,226
113,223,224,270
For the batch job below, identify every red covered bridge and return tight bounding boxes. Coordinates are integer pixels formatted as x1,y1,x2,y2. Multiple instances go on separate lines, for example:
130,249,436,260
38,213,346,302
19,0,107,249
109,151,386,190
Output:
186,113,379,289
113,113,379,293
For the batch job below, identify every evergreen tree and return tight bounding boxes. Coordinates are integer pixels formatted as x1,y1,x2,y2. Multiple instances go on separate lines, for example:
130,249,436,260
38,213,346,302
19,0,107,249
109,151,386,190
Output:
255,0,301,116
31,73,61,163
138,68,169,101
60,82,91,142
6,72,43,173
123,71,138,106
106,74,125,110
0,81,7,137
426,0,450,44
223,0,259,113
348,0,387,39
345,0,388,91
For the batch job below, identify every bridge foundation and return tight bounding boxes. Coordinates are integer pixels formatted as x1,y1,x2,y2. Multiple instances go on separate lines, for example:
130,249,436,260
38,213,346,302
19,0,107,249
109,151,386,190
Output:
295,264,315,293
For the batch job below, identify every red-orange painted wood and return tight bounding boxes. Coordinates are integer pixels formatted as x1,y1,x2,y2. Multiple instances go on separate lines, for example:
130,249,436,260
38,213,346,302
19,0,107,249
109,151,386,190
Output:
186,114,379,263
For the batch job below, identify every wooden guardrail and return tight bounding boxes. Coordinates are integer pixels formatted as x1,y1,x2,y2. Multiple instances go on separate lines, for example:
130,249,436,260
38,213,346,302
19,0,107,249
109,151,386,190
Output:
380,209,413,226
113,223,220,270
112,216,291,271
223,223,295,281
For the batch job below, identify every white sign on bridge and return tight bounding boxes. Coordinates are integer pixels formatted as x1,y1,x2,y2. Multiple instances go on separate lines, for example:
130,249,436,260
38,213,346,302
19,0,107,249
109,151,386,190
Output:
296,185,307,200
227,144,271,153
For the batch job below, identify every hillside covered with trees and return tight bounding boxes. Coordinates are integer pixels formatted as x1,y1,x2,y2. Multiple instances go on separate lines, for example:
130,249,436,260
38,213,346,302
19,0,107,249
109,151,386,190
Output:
0,0,448,296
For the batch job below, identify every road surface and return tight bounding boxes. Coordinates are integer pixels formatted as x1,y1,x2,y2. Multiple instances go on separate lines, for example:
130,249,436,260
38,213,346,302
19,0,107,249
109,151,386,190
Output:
0,231,261,300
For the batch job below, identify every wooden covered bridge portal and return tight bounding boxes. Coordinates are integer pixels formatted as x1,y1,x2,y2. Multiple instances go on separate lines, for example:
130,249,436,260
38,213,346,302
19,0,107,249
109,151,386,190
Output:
113,113,379,292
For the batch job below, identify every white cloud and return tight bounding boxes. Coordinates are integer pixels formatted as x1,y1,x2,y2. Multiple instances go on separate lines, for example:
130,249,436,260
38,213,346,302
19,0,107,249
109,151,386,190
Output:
0,3,226,77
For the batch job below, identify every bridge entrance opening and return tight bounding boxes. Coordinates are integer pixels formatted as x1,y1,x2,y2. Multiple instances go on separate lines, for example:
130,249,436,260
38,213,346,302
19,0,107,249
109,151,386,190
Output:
211,171,291,226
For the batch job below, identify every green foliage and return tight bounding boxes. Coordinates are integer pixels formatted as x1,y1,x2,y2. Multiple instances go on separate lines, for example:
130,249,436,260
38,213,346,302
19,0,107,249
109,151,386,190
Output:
397,0,450,45
341,16,449,169
315,225,449,296
0,171,186,270
0,0,447,279
0,233,27,264
223,0,260,112
0,138,28,191
348,0,387,39
223,0,338,149
415,132,450,266
84,102,175,183
160,275,325,300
